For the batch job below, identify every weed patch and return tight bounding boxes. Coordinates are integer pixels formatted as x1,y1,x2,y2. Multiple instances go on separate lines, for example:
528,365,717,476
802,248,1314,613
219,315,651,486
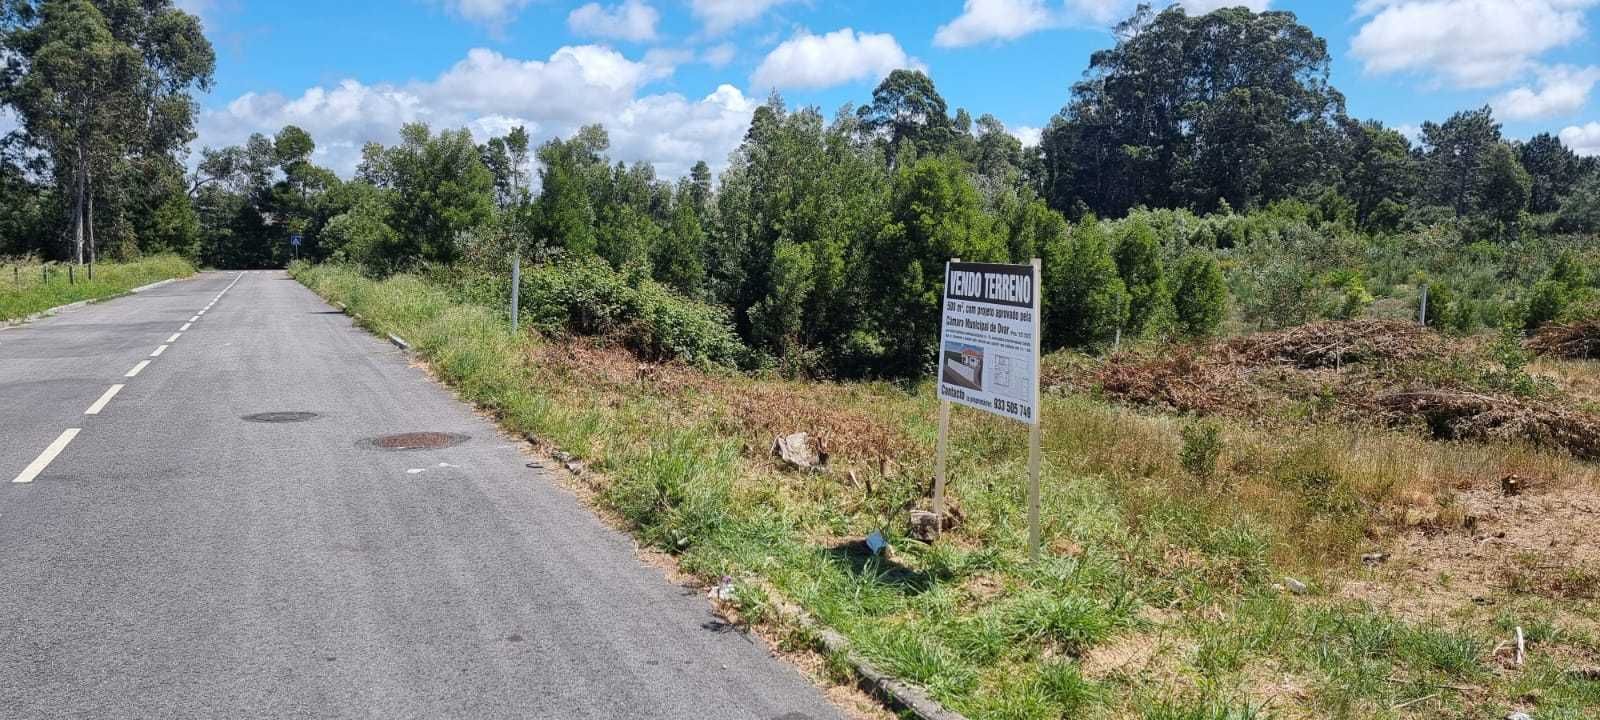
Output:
293,263,1600,719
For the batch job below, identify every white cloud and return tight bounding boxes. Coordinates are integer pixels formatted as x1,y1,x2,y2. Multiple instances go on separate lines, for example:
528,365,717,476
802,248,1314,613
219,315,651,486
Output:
690,0,796,34
1351,0,1600,88
1394,123,1423,143
197,45,756,179
934,0,1059,47
751,28,922,91
440,0,532,28
1493,65,1600,120
567,0,659,42
1010,124,1043,147
702,42,737,68
1561,121,1600,156
1065,0,1269,25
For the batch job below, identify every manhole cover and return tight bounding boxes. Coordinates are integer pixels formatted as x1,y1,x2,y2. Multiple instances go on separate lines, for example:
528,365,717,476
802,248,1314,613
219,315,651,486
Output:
365,432,469,450
242,411,319,423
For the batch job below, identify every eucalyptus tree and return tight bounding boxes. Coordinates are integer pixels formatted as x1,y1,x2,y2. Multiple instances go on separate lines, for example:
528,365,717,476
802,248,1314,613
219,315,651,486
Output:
0,0,212,261
1040,4,1343,216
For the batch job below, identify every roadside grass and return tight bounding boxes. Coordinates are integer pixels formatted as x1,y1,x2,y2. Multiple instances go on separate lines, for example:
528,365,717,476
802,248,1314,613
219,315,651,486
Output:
293,262,1600,720
0,255,196,322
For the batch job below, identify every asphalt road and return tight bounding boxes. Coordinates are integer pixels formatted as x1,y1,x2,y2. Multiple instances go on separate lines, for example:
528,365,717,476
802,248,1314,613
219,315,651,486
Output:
0,271,844,720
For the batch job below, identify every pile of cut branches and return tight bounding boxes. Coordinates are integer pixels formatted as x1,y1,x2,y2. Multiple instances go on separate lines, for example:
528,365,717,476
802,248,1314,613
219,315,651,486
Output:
1093,347,1259,414
1374,389,1600,460
1084,319,1441,414
1526,319,1600,360
1226,319,1443,369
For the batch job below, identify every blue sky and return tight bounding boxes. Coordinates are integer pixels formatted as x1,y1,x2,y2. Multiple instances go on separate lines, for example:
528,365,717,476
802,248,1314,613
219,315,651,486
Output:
180,0,1600,177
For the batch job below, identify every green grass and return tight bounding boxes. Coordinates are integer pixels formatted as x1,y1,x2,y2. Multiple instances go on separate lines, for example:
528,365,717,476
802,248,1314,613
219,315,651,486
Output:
291,261,1600,720
0,256,197,321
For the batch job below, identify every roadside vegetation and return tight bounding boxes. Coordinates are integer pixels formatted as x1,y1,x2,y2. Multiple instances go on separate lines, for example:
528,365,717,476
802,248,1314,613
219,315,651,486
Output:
0,255,195,321
296,261,1600,719
9,1,1600,717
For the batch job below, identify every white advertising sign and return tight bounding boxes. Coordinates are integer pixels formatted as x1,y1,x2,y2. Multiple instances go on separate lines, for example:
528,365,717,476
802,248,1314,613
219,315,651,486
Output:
936,260,1041,425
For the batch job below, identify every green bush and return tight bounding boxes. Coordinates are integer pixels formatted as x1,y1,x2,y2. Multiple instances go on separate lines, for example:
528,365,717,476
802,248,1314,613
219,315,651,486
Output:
1171,252,1228,337
518,259,753,368
1523,279,1569,330
1044,217,1129,349
1180,421,1224,481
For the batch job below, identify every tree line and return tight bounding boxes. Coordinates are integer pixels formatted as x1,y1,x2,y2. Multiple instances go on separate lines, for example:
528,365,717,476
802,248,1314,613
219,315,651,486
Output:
4,2,1598,376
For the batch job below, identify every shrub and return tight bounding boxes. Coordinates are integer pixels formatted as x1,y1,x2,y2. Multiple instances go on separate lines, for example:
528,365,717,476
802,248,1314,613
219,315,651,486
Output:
1523,279,1569,330
1180,421,1224,481
518,259,753,368
1172,252,1228,337
1113,218,1168,336
1044,217,1129,349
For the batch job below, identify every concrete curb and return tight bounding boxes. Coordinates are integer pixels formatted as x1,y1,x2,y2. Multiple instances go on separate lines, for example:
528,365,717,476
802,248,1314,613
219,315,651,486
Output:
775,604,970,720
128,277,178,294
3,274,187,329
387,333,411,352
3,299,91,329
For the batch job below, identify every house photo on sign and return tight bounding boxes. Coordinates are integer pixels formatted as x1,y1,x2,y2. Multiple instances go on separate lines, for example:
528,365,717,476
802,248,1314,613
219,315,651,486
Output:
936,261,1041,424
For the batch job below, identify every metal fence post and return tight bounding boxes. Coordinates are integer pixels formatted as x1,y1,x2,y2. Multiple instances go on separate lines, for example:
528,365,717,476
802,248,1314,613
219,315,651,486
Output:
510,249,521,332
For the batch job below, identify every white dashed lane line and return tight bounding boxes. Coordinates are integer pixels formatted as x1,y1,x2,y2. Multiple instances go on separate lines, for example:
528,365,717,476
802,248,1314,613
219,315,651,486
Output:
8,273,245,486
84,385,124,415
12,429,80,484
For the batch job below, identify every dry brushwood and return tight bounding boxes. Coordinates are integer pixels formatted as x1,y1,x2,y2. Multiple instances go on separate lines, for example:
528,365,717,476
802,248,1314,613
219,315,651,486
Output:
1525,319,1600,360
1375,390,1600,460
1226,319,1444,369
1093,347,1258,414
1089,320,1440,414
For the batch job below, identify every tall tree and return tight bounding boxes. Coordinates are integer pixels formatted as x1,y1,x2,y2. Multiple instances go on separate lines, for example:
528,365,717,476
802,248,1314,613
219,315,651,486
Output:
1040,4,1343,216
358,123,493,264
0,0,213,261
1478,142,1531,232
534,124,609,257
1518,132,1580,215
856,69,954,167
1337,119,1417,231
1419,106,1502,217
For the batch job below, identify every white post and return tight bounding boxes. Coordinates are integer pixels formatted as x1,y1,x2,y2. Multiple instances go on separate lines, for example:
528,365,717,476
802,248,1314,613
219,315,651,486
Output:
1418,283,1429,326
931,257,959,538
510,249,521,332
932,399,951,537
1027,258,1043,561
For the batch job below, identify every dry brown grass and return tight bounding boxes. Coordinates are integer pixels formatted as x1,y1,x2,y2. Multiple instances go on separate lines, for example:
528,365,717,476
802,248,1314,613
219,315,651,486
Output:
1530,358,1600,408
524,337,918,468
1527,319,1600,360
1338,483,1600,622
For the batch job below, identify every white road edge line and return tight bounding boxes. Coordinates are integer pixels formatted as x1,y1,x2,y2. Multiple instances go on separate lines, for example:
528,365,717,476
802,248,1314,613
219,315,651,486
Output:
125,360,151,377
167,333,182,343
189,316,199,322
180,323,192,331
197,310,205,316
150,345,168,357
12,428,80,483
85,385,124,415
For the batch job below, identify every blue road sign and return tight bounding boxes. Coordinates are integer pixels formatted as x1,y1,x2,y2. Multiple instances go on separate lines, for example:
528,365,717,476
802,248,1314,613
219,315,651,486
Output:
290,234,302,247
